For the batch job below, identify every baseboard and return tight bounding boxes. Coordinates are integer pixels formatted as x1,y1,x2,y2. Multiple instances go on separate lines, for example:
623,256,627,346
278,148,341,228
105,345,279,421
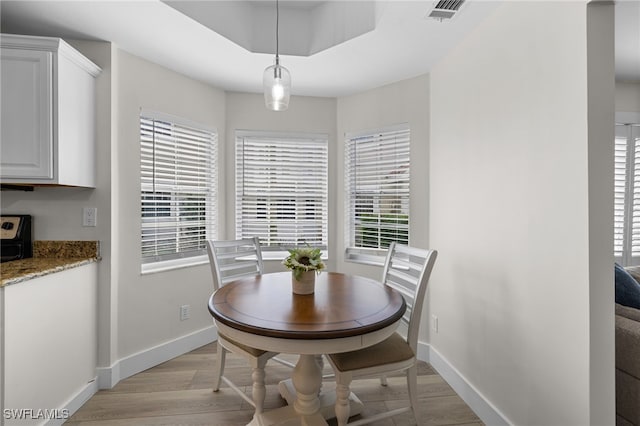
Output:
44,379,98,426
417,342,511,426
97,325,217,389
96,361,120,390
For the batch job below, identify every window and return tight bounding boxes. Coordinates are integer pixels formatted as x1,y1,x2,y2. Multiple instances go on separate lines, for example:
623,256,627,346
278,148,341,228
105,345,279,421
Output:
140,111,217,272
345,124,410,264
235,131,328,255
615,122,640,265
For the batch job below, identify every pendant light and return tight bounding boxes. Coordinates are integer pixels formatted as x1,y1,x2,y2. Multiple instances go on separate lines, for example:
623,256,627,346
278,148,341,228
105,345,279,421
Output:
263,0,290,111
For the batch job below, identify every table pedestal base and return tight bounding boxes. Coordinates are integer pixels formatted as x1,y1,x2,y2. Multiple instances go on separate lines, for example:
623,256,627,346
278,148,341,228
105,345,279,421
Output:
278,379,365,421
246,353,364,426
248,406,327,426
247,387,364,426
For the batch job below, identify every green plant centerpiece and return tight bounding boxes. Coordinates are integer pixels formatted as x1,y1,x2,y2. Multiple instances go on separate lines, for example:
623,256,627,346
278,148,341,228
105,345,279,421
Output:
283,247,325,279
283,247,325,295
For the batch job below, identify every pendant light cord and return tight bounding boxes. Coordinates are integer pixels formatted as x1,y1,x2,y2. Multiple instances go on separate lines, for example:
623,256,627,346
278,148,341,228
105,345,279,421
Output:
275,0,280,62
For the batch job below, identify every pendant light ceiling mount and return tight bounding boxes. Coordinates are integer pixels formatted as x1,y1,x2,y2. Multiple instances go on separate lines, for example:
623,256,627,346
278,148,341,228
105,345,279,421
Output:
263,0,291,111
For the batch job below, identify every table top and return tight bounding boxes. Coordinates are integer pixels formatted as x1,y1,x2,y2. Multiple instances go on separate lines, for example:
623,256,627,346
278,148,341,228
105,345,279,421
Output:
208,271,406,340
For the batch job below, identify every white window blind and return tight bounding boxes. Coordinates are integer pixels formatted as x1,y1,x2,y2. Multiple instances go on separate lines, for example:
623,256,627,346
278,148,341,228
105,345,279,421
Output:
140,112,217,266
345,124,410,262
614,132,628,258
615,123,640,265
235,131,328,251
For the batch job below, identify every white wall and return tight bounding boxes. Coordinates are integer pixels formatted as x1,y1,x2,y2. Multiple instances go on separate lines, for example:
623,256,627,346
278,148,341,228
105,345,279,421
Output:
113,50,226,359
616,81,640,113
335,74,430,281
0,174,103,242
67,39,118,376
429,2,613,425
224,92,337,272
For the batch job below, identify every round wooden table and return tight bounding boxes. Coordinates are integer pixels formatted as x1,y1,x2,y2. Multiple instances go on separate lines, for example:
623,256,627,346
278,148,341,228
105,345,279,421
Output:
208,271,406,426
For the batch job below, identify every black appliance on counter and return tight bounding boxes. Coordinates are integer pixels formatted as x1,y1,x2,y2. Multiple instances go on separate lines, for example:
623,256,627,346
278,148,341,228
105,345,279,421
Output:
1,215,33,262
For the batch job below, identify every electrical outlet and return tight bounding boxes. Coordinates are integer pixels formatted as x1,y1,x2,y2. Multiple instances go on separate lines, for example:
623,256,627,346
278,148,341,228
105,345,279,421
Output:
432,314,438,333
180,305,190,321
82,207,97,227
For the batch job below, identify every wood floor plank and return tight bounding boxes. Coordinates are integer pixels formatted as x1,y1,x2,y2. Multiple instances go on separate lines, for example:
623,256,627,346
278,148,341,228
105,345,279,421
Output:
387,395,483,426
149,353,216,372
69,389,245,422
65,409,255,426
66,343,483,426
346,375,456,403
104,370,198,393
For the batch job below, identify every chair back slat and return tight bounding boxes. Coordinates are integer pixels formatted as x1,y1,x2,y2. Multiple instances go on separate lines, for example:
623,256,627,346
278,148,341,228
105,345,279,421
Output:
218,259,261,274
215,247,260,260
207,237,264,290
381,242,438,353
385,279,415,302
386,268,418,295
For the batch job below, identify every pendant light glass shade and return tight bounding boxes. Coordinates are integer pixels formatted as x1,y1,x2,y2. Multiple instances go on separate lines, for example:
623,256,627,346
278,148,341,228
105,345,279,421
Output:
264,58,291,111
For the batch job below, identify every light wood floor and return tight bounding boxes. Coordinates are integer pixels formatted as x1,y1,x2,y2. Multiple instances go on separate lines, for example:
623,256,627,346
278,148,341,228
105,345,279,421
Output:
66,343,483,426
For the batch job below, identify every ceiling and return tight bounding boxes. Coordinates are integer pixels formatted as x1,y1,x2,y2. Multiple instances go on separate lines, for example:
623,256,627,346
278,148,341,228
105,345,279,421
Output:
1,1,638,98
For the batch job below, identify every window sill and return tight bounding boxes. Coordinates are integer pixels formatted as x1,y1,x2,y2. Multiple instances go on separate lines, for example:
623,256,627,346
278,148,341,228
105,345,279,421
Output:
141,255,209,275
344,250,385,267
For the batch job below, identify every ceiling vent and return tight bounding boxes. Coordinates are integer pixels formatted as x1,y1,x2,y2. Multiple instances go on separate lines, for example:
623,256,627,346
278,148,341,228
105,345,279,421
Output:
426,0,466,21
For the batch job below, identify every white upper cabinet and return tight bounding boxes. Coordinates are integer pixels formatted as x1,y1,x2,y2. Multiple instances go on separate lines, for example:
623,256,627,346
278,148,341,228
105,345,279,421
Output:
0,34,101,187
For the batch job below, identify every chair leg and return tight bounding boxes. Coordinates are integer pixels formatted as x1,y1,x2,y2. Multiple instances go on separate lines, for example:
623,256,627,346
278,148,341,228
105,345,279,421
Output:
251,358,268,414
212,341,226,392
315,355,324,395
406,364,418,421
315,354,324,373
380,374,388,386
335,372,353,426
251,359,268,415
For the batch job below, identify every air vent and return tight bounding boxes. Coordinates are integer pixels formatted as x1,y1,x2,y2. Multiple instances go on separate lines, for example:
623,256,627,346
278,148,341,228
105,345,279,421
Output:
427,0,466,21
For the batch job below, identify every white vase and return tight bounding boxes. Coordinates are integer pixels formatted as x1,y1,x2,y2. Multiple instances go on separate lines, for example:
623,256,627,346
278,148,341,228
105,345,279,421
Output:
292,270,316,295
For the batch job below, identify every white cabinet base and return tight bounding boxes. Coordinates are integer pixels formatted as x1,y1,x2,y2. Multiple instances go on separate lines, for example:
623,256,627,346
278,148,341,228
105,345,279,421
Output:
2,264,98,426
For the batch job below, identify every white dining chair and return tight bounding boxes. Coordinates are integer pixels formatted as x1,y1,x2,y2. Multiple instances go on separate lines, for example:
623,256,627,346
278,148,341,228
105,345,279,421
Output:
206,237,294,416
326,242,438,426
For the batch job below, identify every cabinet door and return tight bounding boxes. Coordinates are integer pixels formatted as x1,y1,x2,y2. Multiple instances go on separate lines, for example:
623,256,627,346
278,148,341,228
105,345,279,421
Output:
0,48,53,180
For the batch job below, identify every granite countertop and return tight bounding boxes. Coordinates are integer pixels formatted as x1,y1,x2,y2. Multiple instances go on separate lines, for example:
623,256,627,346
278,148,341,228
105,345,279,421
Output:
1,241,100,287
